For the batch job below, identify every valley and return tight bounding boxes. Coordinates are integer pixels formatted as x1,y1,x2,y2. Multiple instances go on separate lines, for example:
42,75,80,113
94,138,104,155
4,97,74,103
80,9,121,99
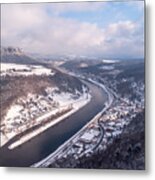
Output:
0,47,144,169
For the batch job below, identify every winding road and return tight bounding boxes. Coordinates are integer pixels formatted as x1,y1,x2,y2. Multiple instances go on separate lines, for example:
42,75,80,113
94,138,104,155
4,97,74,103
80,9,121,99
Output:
0,78,109,167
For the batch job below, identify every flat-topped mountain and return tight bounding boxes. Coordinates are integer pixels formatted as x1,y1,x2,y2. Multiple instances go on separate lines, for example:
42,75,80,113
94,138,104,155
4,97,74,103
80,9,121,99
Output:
1,46,41,65
1,47,23,55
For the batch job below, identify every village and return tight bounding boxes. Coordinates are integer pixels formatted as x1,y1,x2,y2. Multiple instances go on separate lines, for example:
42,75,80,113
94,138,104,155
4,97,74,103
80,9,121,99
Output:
34,74,144,168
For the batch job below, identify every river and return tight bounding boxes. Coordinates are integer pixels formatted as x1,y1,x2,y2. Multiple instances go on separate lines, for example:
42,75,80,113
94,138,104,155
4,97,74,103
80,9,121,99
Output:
0,80,108,167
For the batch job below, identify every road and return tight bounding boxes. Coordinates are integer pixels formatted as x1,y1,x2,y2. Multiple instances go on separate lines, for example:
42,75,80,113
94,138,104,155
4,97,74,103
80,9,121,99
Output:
0,78,109,167
32,78,114,167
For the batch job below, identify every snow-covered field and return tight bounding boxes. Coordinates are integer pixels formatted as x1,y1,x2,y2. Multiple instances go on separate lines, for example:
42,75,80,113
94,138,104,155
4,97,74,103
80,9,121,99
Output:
99,66,114,70
102,59,119,63
1,85,91,149
79,63,88,68
1,63,54,76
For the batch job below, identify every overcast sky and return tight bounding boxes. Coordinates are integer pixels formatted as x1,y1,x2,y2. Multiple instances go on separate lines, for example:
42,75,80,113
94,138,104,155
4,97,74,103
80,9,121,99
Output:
1,1,144,58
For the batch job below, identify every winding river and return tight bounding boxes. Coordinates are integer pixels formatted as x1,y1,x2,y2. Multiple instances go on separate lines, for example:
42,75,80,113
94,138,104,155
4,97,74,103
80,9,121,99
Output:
0,80,108,167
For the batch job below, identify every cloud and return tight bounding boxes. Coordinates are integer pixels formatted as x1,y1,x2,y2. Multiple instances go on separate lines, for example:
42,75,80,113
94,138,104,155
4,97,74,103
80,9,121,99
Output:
46,2,105,15
1,2,144,59
102,20,144,57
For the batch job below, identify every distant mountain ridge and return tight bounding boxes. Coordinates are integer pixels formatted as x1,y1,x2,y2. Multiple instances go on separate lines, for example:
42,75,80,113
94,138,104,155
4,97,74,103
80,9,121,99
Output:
1,46,41,65
1,46,23,55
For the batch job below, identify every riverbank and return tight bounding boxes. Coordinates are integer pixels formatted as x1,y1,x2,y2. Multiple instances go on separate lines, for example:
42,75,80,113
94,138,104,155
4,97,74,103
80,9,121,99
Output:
0,79,107,167
40,80,144,169
8,91,91,150
32,79,112,167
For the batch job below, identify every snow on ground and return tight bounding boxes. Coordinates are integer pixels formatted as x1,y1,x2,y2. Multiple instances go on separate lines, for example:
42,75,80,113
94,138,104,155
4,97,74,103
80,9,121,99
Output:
79,63,88,68
0,63,54,76
8,91,91,149
5,105,23,120
1,63,30,71
32,80,110,167
99,66,114,70
1,85,91,148
102,59,119,63
80,131,96,142
8,94,91,150
52,61,65,66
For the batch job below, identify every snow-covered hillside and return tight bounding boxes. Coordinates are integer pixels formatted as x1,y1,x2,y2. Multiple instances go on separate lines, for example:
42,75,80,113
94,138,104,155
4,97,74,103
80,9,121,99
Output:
1,63,55,76
1,85,91,148
102,59,120,63
1,46,40,64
